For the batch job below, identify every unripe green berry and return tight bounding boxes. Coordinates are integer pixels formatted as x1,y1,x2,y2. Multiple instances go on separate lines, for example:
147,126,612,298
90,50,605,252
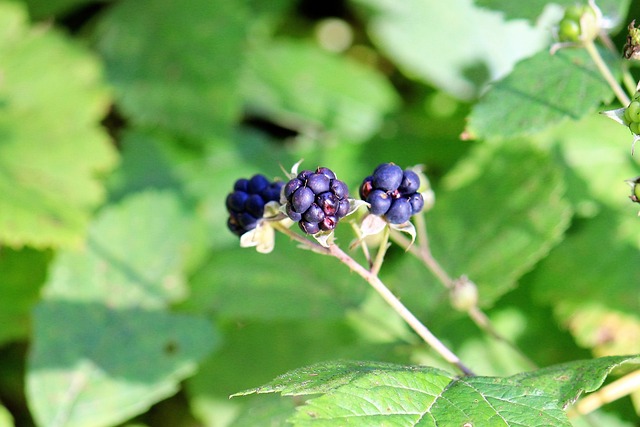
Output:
630,121,640,135
626,101,640,124
559,19,581,42
450,277,478,312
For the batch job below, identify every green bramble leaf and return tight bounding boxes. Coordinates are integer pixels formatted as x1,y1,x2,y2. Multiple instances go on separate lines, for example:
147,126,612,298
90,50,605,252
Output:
43,191,192,309
466,48,615,140
242,40,399,143
94,0,248,140
233,356,638,426
428,141,572,306
26,301,218,427
0,2,117,249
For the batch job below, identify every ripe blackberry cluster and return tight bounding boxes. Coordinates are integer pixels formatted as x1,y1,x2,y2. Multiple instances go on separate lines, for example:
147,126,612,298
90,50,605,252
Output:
360,163,424,224
226,174,284,236
284,167,350,235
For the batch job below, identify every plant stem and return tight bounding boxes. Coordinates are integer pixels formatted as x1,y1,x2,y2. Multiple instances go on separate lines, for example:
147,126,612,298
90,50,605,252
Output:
584,41,630,106
272,222,474,376
327,243,475,376
391,215,538,370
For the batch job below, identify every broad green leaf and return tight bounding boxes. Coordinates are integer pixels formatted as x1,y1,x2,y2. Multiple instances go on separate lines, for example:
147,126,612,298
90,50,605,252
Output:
532,209,640,356
0,1,116,249
0,404,13,427
229,395,297,427
94,0,248,140
352,0,548,100
235,357,638,426
473,0,572,20
242,40,399,143
510,355,639,407
428,141,572,306
22,0,99,19
466,48,615,140
27,301,218,427
184,242,367,320
473,0,630,23
0,247,48,345
44,191,191,308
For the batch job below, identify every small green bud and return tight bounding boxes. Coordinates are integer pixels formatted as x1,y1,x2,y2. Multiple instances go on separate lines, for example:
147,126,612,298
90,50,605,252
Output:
557,4,599,43
625,101,640,126
450,276,478,312
626,177,640,203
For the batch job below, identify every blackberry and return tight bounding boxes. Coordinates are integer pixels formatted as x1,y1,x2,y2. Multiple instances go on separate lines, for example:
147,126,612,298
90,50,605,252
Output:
360,163,425,224
226,174,284,236
284,166,350,235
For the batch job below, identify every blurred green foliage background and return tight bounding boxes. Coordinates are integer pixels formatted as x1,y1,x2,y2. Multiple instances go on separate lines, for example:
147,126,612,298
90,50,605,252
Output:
1,0,639,425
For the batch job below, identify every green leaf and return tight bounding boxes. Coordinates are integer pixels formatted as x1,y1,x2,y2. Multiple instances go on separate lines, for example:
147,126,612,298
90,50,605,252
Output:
242,40,398,143
27,301,218,427
473,0,569,20
511,355,639,408
183,242,367,320
531,209,640,356
466,48,614,140
44,191,191,308
22,0,99,19
428,141,572,306
0,403,13,427
235,357,638,426
0,2,117,249
0,247,48,345
473,0,631,22
352,0,548,100
94,0,248,140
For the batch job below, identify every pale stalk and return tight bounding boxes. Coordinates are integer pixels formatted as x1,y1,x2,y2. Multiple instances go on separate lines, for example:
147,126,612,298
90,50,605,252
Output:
272,222,474,376
370,225,390,276
584,41,630,105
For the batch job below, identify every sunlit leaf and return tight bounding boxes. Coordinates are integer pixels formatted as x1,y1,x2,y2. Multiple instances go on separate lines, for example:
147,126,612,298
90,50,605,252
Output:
27,301,217,427
0,2,116,248
43,191,191,308
466,48,615,140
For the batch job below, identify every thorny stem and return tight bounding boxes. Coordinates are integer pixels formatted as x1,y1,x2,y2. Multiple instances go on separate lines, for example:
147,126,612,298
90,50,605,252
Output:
391,215,538,370
272,222,475,376
584,41,630,106
573,369,640,416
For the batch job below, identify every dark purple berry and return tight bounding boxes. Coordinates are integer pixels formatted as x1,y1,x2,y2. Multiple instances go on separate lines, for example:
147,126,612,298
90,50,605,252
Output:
306,173,330,194
248,174,269,193
372,163,403,192
284,178,303,199
316,192,337,216
408,193,424,214
367,189,391,216
386,198,412,224
316,167,336,180
237,212,259,229
299,221,320,234
399,170,420,194
303,203,325,223
245,194,265,218
360,176,373,200
226,174,284,236
261,182,284,201
234,178,249,192
330,179,349,199
320,215,337,231
336,199,349,218
297,170,313,181
291,187,314,213
286,204,302,222
226,191,249,213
